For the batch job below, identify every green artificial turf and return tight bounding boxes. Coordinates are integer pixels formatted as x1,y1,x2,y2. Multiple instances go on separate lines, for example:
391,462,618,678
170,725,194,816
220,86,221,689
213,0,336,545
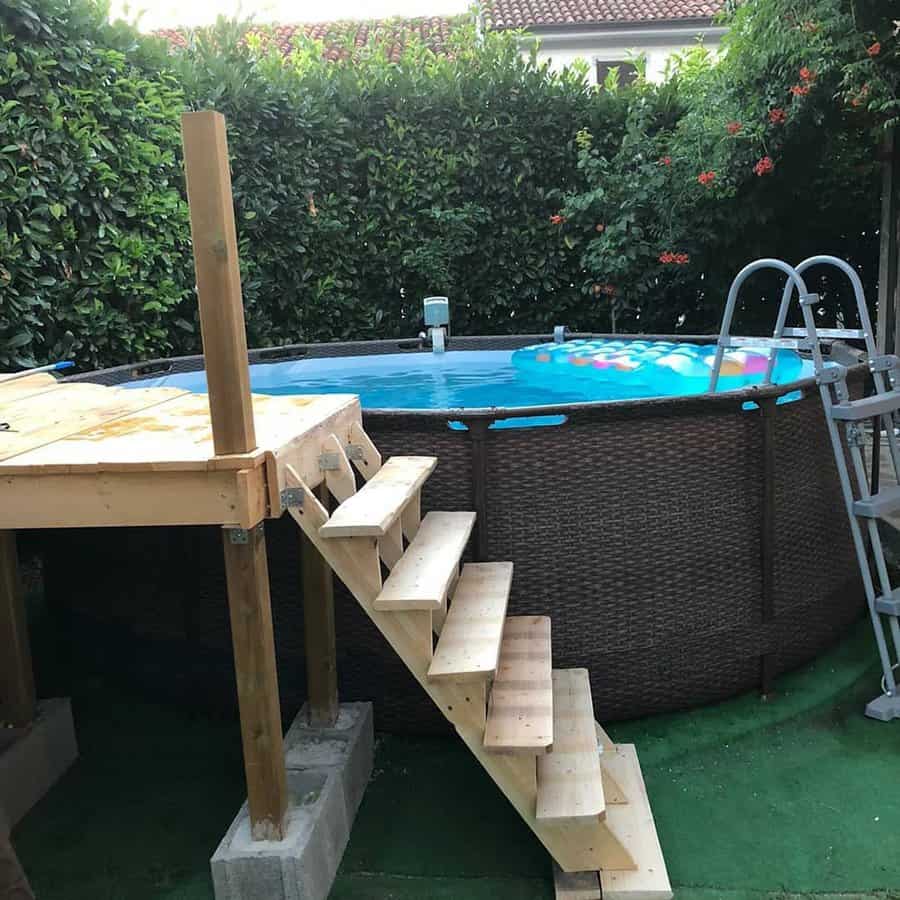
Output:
13,615,900,900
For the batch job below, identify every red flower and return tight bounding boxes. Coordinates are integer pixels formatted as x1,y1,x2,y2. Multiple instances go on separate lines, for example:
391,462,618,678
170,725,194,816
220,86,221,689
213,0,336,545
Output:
659,156,672,166
549,214,566,225
601,283,616,296
768,107,787,124
595,223,606,233
697,170,716,186
790,84,810,96
659,251,689,265
726,121,743,135
799,66,815,82
868,42,881,57
753,156,775,176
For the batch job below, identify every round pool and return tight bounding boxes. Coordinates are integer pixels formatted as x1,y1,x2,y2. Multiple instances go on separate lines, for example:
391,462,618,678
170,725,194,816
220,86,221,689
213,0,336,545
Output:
47,334,864,730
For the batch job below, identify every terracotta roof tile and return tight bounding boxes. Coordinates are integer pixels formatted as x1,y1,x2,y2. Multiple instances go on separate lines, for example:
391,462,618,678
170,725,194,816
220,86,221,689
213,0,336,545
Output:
156,17,462,61
485,0,724,29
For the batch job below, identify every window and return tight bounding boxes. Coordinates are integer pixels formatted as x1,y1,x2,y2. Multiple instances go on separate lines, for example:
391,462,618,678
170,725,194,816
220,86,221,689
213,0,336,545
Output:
595,60,638,86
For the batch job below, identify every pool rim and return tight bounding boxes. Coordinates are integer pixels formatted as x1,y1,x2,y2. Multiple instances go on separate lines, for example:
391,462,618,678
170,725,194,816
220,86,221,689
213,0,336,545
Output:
65,332,863,419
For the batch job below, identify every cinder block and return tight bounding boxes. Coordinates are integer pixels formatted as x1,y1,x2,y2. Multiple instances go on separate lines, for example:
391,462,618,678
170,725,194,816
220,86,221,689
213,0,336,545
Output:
286,702,374,824
211,702,374,900
0,698,78,829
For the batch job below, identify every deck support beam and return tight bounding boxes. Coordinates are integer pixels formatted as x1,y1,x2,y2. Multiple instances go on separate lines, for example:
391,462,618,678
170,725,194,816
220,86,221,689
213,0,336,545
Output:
223,525,288,840
182,109,288,841
302,484,339,727
0,530,36,727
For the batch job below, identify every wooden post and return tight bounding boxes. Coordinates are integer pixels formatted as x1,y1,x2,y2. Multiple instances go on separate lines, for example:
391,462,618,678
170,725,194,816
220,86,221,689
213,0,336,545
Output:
877,128,900,355
181,110,256,457
0,531,36,727
302,484,339,727
181,110,287,841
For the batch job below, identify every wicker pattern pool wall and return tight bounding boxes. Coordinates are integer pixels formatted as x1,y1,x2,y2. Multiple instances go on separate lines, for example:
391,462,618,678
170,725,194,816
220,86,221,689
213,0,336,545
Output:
48,335,864,731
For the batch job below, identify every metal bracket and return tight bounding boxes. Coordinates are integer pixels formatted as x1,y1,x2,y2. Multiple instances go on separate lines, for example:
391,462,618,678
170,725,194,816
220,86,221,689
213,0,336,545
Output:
799,292,820,307
846,423,864,447
280,487,304,510
318,451,341,471
869,355,899,373
344,444,364,462
225,523,264,544
817,364,847,385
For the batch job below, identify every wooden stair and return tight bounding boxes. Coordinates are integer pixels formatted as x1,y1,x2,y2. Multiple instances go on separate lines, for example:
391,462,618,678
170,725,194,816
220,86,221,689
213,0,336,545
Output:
485,616,553,753
374,511,475,611
537,669,605,822
283,432,672,898
428,562,511,682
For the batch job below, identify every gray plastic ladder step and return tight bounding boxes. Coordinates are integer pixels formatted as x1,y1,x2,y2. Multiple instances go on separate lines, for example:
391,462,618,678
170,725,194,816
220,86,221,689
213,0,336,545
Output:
875,588,900,616
830,390,900,421
782,327,866,340
853,485,900,518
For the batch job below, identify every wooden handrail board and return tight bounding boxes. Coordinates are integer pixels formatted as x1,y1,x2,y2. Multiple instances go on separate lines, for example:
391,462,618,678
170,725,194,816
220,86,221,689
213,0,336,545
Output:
428,562,512,682
372,511,475,611
537,669,605,821
484,615,553,753
319,455,436,537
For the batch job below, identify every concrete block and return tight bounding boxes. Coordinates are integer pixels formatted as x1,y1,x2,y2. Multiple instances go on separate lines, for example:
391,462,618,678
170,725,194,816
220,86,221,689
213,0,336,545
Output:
211,702,374,900
285,702,374,825
0,698,78,829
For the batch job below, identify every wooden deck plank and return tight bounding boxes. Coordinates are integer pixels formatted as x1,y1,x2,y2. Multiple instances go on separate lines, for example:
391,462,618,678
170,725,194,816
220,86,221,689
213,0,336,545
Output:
484,615,553,753
537,669,604,821
428,562,512,682
0,388,359,475
319,455,436,537
0,385,189,463
373,511,475,611
0,373,63,403
599,745,673,900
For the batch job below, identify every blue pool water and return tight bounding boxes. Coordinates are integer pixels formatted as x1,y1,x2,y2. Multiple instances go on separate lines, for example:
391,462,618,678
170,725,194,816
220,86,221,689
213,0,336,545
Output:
130,349,813,416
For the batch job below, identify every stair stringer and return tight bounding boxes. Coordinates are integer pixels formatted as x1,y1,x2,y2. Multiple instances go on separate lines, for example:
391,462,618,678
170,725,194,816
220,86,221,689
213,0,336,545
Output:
283,463,635,874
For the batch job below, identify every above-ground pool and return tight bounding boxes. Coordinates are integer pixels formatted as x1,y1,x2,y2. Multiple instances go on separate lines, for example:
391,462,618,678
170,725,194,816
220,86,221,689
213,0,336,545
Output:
127,343,816,413
47,334,864,730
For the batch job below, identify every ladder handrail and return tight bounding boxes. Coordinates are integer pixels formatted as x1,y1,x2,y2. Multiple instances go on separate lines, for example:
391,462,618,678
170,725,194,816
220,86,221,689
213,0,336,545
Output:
709,258,810,392
711,254,900,715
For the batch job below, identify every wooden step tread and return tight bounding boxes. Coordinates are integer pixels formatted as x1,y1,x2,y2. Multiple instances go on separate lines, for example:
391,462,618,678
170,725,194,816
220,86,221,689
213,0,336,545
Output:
373,511,476,611
537,669,604,821
484,615,553,753
599,744,673,900
319,455,436,538
427,562,513,683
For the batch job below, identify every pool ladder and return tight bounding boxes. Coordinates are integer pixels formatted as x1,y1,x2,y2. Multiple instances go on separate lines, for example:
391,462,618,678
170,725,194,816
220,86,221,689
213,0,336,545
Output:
711,256,900,721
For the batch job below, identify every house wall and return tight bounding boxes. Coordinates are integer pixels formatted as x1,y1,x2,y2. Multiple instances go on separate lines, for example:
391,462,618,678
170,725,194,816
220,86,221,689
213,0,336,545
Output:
519,22,728,83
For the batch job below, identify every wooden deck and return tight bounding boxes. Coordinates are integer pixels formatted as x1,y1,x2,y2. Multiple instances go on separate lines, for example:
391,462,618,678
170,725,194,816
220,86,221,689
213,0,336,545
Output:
0,372,361,530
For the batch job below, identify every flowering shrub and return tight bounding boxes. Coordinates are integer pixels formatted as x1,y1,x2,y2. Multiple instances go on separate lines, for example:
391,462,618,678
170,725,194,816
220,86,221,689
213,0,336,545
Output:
560,0,897,334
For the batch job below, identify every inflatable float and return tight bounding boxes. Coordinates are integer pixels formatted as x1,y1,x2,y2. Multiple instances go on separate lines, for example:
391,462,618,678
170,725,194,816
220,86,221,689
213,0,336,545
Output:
512,339,803,395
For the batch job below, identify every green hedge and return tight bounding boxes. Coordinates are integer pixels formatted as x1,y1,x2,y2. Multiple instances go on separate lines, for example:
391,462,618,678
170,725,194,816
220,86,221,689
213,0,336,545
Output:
174,20,622,348
0,0,193,369
0,0,896,369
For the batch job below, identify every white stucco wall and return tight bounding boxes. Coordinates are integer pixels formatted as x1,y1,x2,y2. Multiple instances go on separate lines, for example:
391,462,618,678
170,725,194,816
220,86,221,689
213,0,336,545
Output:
519,22,727,83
